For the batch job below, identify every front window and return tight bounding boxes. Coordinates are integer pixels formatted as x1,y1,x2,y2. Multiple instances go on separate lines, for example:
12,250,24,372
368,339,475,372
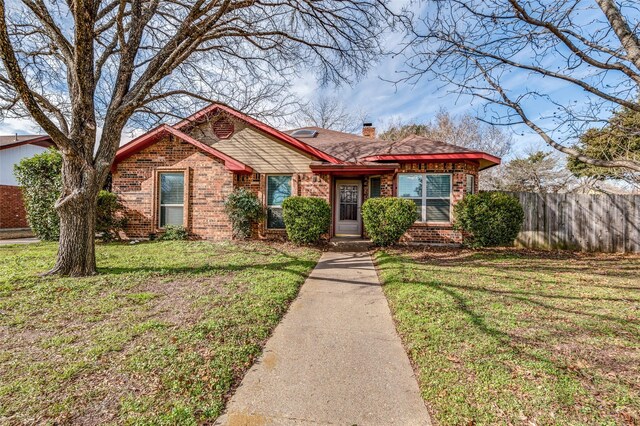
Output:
466,174,475,194
369,177,381,198
398,173,451,222
159,172,185,227
266,175,292,229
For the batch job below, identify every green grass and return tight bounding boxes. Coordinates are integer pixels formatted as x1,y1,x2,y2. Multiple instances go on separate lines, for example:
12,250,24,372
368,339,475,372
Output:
375,248,640,425
0,240,320,424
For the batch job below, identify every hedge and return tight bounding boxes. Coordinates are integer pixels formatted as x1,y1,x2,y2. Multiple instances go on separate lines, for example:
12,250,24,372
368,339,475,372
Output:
361,197,418,246
13,149,62,240
282,196,331,244
454,192,524,248
224,188,263,239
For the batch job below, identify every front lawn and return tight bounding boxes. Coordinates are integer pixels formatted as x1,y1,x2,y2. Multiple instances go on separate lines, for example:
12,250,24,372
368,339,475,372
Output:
375,248,640,425
0,241,320,424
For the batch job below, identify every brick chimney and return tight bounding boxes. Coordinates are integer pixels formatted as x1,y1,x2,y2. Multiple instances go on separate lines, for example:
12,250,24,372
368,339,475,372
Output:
362,121,376,139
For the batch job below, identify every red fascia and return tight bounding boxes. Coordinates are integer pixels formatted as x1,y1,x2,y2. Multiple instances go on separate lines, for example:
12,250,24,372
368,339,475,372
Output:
112,125,252,173
0,135,54,151
174,103,343,164
310,164,399,175
361,152,501,165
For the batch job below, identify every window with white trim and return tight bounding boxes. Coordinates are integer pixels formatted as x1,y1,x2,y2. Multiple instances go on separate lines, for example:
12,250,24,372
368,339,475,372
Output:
266,175,292,229
466,174,475,195
397,173,451,222
159,172,185,227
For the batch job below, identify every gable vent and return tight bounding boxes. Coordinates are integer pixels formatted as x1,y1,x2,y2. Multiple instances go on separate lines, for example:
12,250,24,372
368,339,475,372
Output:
290,129,319,138
211,117,234,139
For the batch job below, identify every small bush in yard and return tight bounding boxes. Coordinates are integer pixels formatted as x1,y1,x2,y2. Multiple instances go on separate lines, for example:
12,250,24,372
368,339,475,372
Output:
454,192,524,248
13,149,62,240
96,190,127,241
224,188,263,239
362,197,418,246
282,196,331,244
159,225,189,240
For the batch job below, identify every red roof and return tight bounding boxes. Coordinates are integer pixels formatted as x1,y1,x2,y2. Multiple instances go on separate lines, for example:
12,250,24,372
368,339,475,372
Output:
114,103,344,170
113,125,252,173
0,135,53,150
114,103,502,173
173,103,342,164
285,128,501,170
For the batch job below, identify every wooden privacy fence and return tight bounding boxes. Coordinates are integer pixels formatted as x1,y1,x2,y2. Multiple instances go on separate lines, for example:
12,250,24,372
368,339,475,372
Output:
501,192,640,253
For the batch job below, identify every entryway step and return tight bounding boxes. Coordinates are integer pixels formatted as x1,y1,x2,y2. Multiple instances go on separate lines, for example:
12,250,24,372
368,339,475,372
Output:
329,237,372,252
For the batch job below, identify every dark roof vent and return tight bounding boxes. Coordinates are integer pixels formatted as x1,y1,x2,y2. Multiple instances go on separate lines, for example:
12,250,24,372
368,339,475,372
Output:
291,129,319,138
211,117,234,139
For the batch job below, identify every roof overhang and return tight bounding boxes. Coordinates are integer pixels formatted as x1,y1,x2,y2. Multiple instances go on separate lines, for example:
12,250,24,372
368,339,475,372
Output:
310,162,399,176
113,125,253,173
361,153,501,170
0,135,54,151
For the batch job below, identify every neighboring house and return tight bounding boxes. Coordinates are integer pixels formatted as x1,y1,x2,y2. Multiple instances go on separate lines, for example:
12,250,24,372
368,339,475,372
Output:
0,135,53,231
112,103,500,243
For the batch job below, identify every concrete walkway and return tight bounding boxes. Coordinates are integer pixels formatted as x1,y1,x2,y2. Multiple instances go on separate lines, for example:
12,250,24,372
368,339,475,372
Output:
0,237,39,245
216,251,431,426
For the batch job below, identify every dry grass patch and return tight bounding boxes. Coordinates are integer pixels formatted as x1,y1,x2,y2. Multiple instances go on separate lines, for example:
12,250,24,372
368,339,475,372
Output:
375,247,640,425
0,240,320,425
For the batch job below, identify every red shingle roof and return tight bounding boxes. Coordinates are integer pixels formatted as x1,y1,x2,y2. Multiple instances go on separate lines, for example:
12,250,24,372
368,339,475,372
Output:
284,127,500,169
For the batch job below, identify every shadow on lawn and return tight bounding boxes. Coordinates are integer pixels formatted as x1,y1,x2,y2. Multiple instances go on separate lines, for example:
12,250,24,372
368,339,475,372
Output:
392,277,639,416
97,245,317,279
378,253,640,418
376,250,640,282
99,259,316,277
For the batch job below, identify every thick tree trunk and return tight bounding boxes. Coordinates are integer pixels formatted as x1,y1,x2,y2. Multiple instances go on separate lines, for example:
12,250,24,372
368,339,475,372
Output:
45,152,102,277
48,194,98,276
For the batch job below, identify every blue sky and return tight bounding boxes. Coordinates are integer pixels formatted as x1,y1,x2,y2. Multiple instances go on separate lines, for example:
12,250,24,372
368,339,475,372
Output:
1,0,625,161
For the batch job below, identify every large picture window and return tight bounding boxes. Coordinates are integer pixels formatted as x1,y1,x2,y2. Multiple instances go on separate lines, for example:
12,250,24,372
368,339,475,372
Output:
159,172,185,227
398,173,451,223
266,175,292,229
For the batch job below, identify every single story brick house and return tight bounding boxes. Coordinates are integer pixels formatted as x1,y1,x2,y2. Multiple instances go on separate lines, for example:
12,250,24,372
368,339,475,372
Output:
112,103,500,243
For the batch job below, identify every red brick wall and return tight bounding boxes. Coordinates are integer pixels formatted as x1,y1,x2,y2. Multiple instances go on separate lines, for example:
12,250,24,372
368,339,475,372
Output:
0,185,28,229
362,161,479,244
112,136,234,240
234,172,331,239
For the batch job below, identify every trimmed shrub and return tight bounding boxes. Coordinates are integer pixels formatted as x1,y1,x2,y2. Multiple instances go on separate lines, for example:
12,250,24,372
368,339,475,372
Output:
96,190,127,242
159,225,189,241
454,192,524,248
282,196,331,244
224,188,263,239
361,197,418,246
13,148,62,240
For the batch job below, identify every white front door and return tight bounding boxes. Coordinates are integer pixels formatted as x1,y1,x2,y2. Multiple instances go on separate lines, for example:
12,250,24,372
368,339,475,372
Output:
335,180,362,236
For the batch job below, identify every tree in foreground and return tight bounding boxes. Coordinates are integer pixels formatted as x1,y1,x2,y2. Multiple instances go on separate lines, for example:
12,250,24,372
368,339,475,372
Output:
404,0,640,173
0,0,396,276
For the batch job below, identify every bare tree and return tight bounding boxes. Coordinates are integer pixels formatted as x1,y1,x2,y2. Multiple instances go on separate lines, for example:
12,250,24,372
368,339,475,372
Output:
379,109,512,157
486,150,580,193
379,109,513,189
292,95,365,132
403,0,640,173
0,0,396,276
